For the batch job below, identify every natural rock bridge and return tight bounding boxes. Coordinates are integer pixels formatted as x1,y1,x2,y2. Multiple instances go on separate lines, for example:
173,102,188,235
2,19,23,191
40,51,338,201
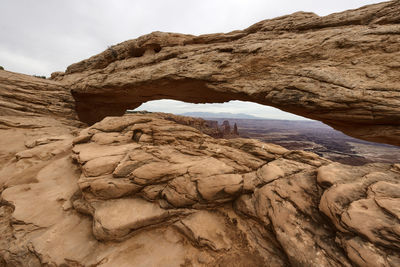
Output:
1,0,400,146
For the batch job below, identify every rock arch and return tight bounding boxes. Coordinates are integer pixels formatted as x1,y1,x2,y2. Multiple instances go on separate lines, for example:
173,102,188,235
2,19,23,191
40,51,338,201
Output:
1,1,399,146
55,1,400,146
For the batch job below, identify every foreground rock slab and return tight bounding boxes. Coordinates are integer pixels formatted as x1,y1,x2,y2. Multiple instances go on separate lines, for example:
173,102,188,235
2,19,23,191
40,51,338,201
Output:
1,112,399,266
92,197,181,241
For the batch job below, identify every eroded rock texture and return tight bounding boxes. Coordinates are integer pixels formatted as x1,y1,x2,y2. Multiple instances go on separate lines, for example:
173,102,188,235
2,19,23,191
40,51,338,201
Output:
51,0,400,146
0,71,78,124
1,113,399,266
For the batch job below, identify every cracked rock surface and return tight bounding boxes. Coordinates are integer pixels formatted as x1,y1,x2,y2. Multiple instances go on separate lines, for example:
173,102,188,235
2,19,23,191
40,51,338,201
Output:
1,113,399,266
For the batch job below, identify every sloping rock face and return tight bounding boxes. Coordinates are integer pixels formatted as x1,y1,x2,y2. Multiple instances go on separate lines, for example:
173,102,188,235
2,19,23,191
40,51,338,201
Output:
0,71,78,124
1,113,399,266
51,1,400,146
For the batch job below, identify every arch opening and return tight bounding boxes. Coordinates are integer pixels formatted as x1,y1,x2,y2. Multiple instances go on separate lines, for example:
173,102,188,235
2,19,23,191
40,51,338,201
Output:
72,75,400,149
127,99,400,166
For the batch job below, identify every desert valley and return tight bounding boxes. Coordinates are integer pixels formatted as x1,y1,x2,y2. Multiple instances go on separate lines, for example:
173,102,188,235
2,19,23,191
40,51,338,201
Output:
179,113,400,165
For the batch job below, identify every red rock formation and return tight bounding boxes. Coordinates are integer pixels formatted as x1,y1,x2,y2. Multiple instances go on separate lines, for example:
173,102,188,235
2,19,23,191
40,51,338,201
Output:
233,123,239,136
221,120,231,135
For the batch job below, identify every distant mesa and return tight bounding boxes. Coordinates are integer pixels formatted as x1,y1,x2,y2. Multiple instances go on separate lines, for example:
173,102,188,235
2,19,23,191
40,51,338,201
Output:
212,120,239,138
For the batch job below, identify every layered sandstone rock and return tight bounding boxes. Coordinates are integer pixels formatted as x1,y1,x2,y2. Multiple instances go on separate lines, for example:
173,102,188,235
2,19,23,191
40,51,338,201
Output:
0,71,78,124
1,113,399,266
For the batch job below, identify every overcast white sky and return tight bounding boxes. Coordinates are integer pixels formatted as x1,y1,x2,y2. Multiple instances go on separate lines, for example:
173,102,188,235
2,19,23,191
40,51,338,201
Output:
0,0,383,120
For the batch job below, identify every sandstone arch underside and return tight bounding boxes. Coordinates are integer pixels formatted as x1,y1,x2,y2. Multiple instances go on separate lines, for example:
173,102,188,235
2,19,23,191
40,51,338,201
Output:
2,1,400,146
